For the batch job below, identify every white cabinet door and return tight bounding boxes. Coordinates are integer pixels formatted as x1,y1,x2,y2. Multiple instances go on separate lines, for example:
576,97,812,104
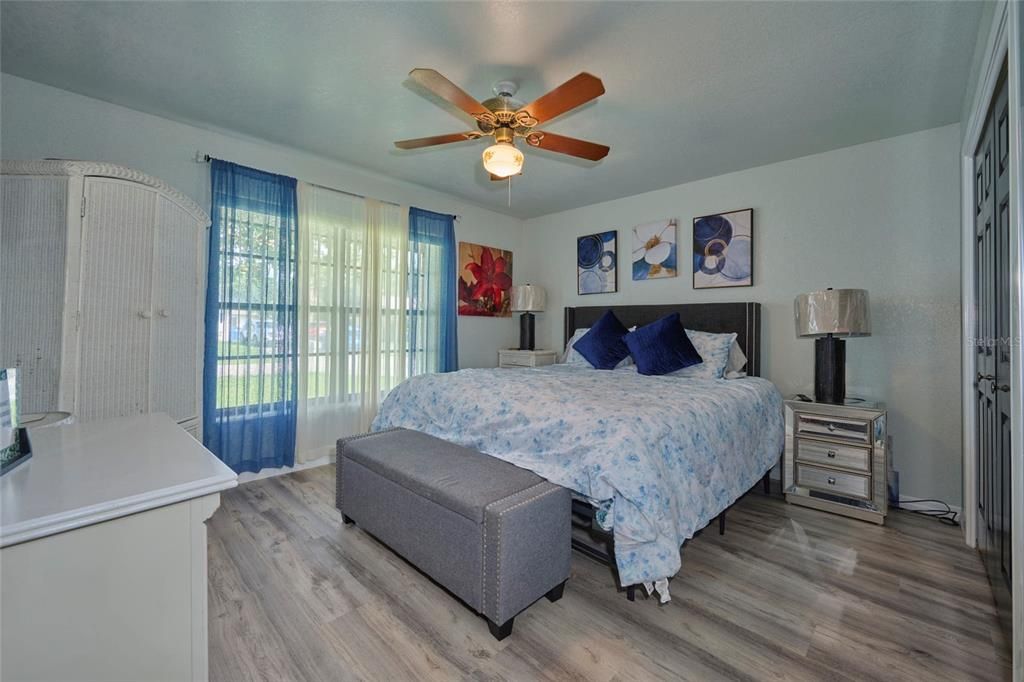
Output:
77,178,156,421
151,196,201,422
0,176,70,414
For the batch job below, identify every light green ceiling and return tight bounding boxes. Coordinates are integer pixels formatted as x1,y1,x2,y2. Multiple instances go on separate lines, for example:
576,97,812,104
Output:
0,1,985,218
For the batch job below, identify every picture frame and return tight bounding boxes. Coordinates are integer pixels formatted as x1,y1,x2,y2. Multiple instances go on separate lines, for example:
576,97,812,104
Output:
577,230,617,294
458,241,514,317
632,218,678,280
692,208,753,289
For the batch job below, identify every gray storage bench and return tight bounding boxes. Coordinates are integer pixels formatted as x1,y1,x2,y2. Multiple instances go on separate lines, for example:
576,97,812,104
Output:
336,428,571,640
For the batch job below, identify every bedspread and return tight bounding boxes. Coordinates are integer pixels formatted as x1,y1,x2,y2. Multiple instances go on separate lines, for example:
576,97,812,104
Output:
371,365,784,588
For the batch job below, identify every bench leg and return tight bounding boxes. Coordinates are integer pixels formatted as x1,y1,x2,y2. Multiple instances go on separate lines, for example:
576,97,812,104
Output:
487,618,514,641
626,585,635,601
763,471,771,495
546,580,566,603
342,514,354,525
718,511,726,535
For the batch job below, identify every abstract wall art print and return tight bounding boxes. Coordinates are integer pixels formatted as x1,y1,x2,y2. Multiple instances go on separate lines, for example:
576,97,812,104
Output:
458,241,513,317
577,230,617,294
693,208,753,289
632,218,677,280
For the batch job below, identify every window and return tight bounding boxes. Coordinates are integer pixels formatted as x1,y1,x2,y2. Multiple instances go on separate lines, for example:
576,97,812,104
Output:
213,206,297,410
297,188,411,408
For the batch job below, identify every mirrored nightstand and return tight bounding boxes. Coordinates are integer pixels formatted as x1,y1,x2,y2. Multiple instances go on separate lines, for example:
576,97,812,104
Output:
783,398,888,524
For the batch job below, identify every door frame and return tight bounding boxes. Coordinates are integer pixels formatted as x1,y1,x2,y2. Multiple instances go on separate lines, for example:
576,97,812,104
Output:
959,0,1022,674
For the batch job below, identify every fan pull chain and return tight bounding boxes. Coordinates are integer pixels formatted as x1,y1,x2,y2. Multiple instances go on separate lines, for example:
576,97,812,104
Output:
508,176,512,208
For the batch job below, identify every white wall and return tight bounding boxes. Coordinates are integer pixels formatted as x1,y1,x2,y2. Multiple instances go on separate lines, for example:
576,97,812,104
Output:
2,74,964,504
0,74,524,369
520,124,963,505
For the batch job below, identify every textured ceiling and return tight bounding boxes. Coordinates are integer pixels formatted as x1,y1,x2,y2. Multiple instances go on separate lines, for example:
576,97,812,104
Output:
0,1,983,218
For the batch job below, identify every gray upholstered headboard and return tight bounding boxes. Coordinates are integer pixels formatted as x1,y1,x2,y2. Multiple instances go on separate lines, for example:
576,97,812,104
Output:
563,302,762,377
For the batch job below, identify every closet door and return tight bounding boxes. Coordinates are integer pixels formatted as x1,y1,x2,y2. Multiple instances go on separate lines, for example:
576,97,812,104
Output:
991,68,1012,632
975,64,1012,640
77,178,156,421
150,195,201,423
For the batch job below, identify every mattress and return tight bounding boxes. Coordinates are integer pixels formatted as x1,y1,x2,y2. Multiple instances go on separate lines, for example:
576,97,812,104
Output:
371,364,784,589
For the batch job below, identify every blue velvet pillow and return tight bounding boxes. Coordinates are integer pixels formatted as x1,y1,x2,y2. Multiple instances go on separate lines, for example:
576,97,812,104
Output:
572,310,630,370
624,313,703,376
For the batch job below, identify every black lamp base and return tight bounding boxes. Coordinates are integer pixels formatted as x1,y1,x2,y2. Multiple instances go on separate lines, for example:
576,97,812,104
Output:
814,335,846,404
518,312,536,351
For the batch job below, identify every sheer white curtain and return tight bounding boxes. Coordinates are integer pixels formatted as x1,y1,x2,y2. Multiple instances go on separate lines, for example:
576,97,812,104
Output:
296,183,408,464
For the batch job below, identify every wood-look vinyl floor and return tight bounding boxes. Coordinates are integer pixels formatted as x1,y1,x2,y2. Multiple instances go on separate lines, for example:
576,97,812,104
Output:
208,465,1011,681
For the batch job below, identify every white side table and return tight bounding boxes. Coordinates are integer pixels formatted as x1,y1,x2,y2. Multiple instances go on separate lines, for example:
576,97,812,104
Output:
498,349,558,368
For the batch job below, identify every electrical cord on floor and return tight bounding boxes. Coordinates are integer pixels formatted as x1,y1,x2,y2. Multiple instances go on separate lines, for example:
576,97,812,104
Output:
894,498,960,526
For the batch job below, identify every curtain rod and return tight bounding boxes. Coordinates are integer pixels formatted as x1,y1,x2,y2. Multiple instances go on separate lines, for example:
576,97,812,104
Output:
195,152,460,220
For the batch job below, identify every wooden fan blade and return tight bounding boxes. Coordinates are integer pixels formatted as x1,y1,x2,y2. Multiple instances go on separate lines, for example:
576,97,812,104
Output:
526,131,609,161
394,132,480,149
409,68,491,120
517,73,605,126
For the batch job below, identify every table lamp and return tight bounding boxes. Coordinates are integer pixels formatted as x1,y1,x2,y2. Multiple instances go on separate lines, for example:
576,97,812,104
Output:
794,288,870,404
510,284,546,351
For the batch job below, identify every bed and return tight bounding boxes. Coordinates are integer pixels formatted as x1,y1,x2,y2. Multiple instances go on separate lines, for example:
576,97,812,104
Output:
371,302,785,598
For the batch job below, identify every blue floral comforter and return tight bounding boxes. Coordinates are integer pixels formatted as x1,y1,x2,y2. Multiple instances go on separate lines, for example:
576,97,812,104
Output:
371,365,784,587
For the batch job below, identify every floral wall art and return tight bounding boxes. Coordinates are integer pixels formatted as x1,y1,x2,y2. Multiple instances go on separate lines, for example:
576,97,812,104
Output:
632,218,678,280
458,241,513,317
693,208,753,288
577,230,617,294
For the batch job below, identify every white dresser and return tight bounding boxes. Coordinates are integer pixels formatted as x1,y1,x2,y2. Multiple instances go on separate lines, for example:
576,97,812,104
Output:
0,161,210,439
0,414,236,682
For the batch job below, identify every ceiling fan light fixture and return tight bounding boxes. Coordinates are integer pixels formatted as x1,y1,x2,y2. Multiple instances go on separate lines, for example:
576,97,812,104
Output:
482,141,523,178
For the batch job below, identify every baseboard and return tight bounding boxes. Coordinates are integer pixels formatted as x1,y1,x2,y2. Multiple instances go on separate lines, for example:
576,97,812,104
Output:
237,453,334,484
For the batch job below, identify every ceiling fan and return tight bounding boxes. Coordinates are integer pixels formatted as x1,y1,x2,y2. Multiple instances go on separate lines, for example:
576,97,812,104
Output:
394,69,609,180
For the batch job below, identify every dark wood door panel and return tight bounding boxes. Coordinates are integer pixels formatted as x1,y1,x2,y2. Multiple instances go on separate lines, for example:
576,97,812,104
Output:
974,62,1011,643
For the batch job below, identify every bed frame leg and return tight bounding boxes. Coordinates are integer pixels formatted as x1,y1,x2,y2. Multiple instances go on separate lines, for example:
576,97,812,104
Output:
763,471,771,495
718,511,726,535
626,585,636,601
342,514,354,525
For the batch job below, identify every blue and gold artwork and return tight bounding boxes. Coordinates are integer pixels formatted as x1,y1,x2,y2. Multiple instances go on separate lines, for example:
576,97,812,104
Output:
577,230,617,294
693,208,753,289
632,219,678,280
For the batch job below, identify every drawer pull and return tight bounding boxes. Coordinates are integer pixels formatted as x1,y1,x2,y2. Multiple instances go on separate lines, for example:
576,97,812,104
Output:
826,423,836,432
827,476,837,485
827,449,837,458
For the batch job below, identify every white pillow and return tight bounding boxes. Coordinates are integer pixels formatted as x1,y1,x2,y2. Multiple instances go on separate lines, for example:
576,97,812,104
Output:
666,329,737,379
562,328,591,365
562,326,635,368
724,341,747,379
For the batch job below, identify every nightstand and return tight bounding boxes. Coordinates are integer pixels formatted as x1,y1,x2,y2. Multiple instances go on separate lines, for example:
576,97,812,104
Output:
783,398,888,524
498,349,558,368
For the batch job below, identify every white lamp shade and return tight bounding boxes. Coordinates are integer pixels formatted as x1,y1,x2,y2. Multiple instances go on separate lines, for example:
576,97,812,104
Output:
510,284,546,312
482,142,524,178
795,288,870,337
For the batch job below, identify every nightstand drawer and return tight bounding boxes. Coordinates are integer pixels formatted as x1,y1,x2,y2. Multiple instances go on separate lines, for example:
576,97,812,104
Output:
796,464,871,500
796,413,871,444
501,353,535,367
795,438,871,473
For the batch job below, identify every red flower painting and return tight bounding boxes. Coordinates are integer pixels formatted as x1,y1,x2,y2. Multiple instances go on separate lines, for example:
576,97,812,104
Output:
458,242,513,317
